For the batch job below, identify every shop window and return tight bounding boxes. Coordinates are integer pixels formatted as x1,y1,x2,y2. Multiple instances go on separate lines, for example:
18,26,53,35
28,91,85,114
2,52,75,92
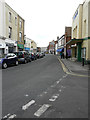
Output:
8,27,12,39
19,32,22,42
81,48,86,59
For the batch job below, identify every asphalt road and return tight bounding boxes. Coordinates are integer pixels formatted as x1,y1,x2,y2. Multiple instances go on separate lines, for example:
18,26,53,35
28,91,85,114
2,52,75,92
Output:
2,54,88,119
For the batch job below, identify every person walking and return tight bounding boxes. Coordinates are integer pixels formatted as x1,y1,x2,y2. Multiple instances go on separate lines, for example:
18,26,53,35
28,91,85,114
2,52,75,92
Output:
62,52,64,59
60,52,62,59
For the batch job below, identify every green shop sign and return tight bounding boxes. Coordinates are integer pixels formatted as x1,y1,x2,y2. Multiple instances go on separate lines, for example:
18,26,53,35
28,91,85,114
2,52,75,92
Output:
17,44,24,49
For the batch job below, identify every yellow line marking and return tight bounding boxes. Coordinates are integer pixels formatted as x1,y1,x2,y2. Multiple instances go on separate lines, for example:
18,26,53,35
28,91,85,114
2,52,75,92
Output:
57,57,90,78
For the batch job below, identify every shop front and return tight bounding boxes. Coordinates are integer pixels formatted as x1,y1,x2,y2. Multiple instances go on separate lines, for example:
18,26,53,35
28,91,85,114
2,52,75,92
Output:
17,44,24,51
67,38,83,61
0,39,6,56
24,47,30,52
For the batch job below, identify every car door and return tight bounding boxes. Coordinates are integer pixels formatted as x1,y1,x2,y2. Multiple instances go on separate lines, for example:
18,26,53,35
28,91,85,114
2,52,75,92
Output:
6,55,12,65
10,54,17,64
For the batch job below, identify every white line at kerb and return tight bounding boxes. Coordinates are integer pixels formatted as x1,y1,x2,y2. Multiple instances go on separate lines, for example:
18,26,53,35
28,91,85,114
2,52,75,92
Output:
34,104,51,117
22,100,35,110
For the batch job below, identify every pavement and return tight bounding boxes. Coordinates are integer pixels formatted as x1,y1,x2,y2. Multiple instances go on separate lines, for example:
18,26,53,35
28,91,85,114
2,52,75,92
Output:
57,56,89,77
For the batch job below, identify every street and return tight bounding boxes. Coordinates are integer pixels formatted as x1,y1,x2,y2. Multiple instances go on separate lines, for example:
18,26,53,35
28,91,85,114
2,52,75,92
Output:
2,55,88,119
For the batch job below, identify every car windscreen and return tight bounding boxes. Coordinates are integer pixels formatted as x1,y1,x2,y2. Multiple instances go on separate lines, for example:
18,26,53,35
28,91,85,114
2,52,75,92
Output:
14,52,18,56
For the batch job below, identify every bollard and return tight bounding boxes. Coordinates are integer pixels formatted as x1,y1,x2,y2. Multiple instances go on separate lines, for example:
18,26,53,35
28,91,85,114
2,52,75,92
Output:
82,58,84,66
88,61,90,70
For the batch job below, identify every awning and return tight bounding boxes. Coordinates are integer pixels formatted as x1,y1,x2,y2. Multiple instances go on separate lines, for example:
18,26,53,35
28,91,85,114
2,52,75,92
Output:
66,38,83,46
57,48,64,52
24,47,30,51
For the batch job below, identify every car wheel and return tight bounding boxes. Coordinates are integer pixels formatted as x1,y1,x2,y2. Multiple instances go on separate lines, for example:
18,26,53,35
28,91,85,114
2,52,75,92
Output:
29,59,31,62
2,62,7,69
15,61,18,66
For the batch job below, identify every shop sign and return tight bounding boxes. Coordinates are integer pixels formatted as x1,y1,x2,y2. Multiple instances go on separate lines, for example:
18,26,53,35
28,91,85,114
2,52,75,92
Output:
81,48,86,58
73,10,78,20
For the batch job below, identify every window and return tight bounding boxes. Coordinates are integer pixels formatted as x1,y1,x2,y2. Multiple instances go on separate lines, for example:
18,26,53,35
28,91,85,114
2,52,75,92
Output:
19,32,22,42
20,20,22,28
9,12,11,22
15,17,17,25
8,27,12,39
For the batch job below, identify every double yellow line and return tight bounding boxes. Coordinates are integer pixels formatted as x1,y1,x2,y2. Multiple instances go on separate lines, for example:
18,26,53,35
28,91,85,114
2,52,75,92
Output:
57,57,90,78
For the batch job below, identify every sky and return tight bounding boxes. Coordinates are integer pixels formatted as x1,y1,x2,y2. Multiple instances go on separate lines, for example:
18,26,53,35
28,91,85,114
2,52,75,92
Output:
5,0,84,47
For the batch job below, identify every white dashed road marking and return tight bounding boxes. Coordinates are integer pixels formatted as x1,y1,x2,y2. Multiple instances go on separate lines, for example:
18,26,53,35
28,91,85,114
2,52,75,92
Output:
3,113,10,119
56,81,60,84
49,94,59,102
59,89,62,92
22,100,35,110
34,104,51,117
8,114,16,119
25,94,29,97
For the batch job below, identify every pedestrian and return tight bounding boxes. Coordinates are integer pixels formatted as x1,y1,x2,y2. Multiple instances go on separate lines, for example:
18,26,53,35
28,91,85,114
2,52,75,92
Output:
62,52,64,59
60,52,62,59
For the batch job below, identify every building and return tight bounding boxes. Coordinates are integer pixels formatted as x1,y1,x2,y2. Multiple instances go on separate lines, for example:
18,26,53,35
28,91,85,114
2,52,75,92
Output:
0,1,25,55
57,35,65,54
37,47,41,52
67,0,90,62
54,40,58,55
17,15,25,51
48,40,55,54
31,40,37,53
64,27,72,58
24,37,31,52
5,3,18,53
41,47,47,52
0,0,6,56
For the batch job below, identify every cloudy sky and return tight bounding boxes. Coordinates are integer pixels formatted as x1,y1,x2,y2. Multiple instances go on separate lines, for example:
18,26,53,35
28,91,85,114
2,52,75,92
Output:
5,0,84,47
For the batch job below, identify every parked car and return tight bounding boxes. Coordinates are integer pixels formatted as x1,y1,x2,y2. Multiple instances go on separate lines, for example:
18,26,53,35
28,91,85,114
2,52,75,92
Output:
36,52,40,59
39,52,44,58
34,53,37,60
30,53,35,61
14,51,30,64
0,53,18,69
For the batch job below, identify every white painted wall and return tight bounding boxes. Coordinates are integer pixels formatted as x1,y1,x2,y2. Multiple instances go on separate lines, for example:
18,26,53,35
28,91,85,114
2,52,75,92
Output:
0,0,5,37
24,37,31,49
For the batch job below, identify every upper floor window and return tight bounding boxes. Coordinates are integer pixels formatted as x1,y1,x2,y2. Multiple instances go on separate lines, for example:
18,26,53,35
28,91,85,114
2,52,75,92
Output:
8,27,12,39
19,32,22,42
20,20,22,28
15,17,17,26
9,12,12,22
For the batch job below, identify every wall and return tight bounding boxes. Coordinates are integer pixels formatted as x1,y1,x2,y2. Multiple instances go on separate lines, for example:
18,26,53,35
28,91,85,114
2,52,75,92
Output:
0,0,5,38
5,3,18,41
72,4,83,39
17,15,25,45
24,37,31,49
